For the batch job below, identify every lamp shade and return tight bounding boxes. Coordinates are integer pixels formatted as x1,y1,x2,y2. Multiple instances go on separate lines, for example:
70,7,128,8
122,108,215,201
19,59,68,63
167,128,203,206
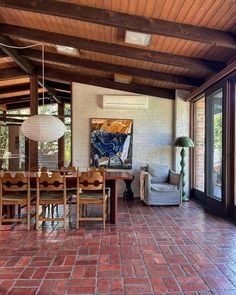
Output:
173,136,194,148
21,114,66,142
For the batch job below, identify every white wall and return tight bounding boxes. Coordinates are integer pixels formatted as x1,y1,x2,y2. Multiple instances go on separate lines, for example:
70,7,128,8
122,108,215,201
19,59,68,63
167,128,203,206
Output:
174,89,190,197
72,83,174,197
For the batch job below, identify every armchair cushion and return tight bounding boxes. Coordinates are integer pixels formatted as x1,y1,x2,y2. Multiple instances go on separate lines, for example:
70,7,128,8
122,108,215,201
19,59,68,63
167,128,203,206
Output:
169,170,182,187
151,183,178,192
147,165,169,183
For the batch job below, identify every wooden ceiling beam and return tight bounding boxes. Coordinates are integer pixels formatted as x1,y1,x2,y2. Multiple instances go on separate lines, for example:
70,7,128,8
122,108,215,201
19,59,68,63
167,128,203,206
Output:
0,82,30,95
0,35,62,103
0,24,225,74
22,49,204,88
5,98,70,110
0,35,35,74
0,67,26,80
45,80,71,92
0,92,46,104
0,0,235,49
39,66,175,99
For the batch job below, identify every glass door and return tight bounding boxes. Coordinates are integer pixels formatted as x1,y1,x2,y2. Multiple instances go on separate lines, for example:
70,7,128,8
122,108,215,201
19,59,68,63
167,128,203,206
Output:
205,85,225,213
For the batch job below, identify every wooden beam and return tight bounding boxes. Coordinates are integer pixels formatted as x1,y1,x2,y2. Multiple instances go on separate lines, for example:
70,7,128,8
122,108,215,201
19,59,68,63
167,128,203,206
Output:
29,75,38,171
1,0,236,49
0,83,30,95
0,67,26,80
6,98,70,110
45,80,71,92
0,35,35,74
0,24,225,74
186,59,236,101
0,93,46,105
22,49,204,88
40,66,175,99
0,36,62,104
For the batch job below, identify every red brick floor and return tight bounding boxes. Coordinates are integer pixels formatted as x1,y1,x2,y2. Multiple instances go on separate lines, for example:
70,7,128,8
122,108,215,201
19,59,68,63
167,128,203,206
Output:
0,199,236,294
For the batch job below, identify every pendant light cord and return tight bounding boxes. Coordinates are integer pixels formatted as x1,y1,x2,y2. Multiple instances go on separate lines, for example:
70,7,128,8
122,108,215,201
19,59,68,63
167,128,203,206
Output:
0,42,45,106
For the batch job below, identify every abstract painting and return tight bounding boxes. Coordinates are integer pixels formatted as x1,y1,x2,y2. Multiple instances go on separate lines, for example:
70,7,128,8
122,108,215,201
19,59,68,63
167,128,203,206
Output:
90,118,133,169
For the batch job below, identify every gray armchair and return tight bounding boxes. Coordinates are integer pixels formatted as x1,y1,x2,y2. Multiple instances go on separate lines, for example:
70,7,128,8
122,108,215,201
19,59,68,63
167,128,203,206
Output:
140,165,182,206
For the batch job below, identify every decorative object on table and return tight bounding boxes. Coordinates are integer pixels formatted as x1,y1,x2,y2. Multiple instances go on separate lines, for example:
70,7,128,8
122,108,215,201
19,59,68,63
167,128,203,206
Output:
140,165,182,205
90,118,133,169
173,136,194,201
0,41,66,142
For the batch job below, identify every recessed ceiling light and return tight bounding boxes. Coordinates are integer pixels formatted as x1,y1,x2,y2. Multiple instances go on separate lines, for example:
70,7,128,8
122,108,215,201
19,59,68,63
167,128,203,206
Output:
114,74,132,84
125,30,152,46
56,45,79,55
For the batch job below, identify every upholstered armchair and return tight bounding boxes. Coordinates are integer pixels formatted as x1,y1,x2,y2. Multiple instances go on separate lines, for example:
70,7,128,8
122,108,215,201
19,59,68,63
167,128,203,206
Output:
140,165,182,205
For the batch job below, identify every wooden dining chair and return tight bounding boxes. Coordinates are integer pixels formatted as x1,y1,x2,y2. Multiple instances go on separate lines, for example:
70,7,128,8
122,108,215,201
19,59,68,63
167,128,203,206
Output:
76,170,108,229
41,166,48,172
61,166,77,173
36,172,72,230
0,172,32,230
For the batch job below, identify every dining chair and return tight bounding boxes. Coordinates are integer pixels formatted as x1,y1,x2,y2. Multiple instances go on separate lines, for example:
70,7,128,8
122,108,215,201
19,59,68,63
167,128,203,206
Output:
0,172,32,230
41,166,48,172
60,166,77,173
36,172,72,230
76,170,108,229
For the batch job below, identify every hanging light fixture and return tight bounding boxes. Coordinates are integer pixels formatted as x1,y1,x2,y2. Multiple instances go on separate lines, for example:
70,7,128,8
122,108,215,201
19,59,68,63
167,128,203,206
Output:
0,42,66,142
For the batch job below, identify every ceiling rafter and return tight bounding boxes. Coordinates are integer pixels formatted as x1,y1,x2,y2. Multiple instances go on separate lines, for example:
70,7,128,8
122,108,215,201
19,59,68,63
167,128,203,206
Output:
39,66,175,99
0,0,235,49
21,49,204,88
0,24,225,74
0,34,62,103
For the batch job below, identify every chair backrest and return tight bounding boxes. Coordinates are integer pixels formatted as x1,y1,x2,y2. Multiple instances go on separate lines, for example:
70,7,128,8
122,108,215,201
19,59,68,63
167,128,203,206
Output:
41,166,48,172
0,172,29,192
61,166,77,172
37,172,65,191
79,171,105,191
88,166,107,172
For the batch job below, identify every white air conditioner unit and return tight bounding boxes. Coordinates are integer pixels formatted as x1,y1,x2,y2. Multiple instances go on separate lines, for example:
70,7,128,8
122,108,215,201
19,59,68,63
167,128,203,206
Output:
102,95,148,109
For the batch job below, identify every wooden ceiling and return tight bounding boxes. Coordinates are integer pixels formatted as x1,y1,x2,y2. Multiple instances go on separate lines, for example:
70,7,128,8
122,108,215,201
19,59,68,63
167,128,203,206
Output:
0,0,235,108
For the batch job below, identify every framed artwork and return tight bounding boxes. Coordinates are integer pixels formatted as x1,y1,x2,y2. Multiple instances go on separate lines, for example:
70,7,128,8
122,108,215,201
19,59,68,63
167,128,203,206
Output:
90,118,133,169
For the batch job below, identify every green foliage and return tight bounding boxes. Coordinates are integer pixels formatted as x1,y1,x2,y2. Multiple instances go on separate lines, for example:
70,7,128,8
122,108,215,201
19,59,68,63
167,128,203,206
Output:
0,126,8,170
214,113,222,151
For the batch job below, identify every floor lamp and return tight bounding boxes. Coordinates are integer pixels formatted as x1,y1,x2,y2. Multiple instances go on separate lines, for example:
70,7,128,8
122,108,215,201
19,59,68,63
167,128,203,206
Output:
173,136,194,201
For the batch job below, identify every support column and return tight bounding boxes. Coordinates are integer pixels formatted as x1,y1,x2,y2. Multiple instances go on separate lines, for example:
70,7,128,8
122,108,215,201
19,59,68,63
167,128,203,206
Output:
58,102,65,169
29,75,38,171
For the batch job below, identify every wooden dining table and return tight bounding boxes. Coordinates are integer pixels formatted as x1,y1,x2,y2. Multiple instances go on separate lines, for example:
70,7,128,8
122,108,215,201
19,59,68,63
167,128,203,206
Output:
0,171,134,224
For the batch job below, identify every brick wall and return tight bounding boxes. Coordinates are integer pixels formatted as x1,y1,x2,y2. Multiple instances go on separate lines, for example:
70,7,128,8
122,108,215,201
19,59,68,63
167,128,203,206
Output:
72,83,174,197
194,98,205,191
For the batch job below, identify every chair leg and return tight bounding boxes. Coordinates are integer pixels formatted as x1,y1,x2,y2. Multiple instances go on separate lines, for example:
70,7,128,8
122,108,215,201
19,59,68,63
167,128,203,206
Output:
76,201,79,230
18,205,21,219
51,205,54,218
36,204,39,231
63,203,66,230
69,200,72,223
103,201,106,229
42,205,46,219
27,201,31,231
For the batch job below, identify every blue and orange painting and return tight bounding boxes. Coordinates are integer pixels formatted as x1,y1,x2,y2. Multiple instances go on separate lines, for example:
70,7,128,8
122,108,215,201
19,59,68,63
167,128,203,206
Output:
90,119,133,169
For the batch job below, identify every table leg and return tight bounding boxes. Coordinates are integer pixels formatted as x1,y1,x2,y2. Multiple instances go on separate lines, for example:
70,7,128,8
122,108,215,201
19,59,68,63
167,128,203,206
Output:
106,179,118,224
123,176,134,200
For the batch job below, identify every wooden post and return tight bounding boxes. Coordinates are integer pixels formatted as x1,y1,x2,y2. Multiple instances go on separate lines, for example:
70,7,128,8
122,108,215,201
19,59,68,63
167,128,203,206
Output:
29,75,38,171
58,102,65,169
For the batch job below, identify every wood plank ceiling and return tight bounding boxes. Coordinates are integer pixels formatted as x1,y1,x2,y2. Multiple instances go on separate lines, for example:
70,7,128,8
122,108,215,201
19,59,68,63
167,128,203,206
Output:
0,0,235,108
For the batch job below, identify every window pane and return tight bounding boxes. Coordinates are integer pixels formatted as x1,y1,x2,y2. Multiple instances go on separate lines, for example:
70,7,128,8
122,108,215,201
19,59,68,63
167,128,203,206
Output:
206,89,223,200
0,126,9,170
194,98,205,191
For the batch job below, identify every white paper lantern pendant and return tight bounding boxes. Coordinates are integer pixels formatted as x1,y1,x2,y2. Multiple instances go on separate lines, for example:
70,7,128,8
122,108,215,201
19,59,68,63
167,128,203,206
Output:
21,114,66,142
